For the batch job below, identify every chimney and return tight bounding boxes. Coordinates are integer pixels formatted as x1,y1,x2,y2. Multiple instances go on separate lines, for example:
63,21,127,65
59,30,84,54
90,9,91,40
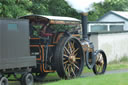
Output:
81,13,88,40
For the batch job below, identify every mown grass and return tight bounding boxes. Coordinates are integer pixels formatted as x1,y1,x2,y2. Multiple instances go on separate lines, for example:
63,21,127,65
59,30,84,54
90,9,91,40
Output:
107,56,128,71
45,62,128,79
44,72,128,85
46,56,128,78
107,63,128,71
8,56,128,81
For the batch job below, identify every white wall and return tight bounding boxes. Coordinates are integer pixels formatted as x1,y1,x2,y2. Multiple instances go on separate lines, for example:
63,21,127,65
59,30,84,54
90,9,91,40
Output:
89,32,128,63
98,13,128,31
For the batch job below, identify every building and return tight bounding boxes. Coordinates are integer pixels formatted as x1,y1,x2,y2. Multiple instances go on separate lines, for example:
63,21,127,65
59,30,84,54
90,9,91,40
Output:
88,11,128,32
88,11,128,63
88,21,124,32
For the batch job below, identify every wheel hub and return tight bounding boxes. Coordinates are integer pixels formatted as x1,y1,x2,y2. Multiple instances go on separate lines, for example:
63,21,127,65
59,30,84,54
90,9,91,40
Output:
69,56,76,62
96,60,104,66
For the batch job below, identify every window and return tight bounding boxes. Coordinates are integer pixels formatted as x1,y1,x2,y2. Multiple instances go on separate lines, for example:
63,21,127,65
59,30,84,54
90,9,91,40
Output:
110,25,123,32
91,25,108,32
8,24,18,31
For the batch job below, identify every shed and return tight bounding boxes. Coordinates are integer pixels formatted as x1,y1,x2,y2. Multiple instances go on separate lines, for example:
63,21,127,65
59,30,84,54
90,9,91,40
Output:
97,11,128,30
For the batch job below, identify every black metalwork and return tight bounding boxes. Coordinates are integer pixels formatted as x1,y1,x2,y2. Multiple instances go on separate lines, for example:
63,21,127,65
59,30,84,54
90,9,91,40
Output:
81,14,88,40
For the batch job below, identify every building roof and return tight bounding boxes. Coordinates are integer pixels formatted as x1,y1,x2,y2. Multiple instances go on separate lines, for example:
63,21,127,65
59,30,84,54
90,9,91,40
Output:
88,21,125,24
97,11,128,21
20,14,80,22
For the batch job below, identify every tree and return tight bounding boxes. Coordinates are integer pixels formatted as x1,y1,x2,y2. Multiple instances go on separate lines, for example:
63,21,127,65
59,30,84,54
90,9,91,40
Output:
0,0,128,21
29,0,50,15
48,0,80,18
0,0,32,18
88,0,128,21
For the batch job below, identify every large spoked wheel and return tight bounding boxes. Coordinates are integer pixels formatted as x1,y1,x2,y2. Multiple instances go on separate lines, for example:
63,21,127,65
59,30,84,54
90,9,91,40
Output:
93,50,107,75
54,36,84,79
0,77,8,85
21,73,34,85
33,72,48,81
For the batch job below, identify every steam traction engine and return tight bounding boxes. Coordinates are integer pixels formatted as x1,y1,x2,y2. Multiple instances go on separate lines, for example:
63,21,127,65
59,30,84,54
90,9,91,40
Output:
21,15,107,80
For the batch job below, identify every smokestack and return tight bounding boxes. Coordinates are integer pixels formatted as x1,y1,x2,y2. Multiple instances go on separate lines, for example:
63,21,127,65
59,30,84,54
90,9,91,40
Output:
81,13,88,40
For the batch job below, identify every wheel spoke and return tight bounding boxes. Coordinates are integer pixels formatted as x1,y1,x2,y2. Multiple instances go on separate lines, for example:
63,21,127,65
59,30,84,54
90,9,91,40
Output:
74,53,78,57
96,64,99,71
68,42,73,54
64,64,68,71
99,57,103,62
96,53,101,61
72,63,79,70
75,61,79,64
64,54,69,58
71,42,75,52
74,53,81,60
72,48,79,55
63,55,69,60
71,65,76,77
98,65,101,72
67,64,71,77
76,57,81,60
100,64,103,72
64,60,69,64
64,47,70,55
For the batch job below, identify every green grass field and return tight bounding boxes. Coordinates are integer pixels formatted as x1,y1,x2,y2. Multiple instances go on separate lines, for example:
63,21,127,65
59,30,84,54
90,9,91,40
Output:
43,57,128,85
8,56,128,85
44,72,128,85
82,62,128,73
44,57,128,80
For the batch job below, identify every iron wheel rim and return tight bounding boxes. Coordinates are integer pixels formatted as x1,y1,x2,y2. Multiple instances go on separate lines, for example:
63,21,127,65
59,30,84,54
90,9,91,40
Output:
55,36,84,79
93,50,107,75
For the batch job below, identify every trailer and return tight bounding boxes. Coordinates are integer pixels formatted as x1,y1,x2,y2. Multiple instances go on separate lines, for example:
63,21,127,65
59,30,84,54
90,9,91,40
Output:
20,14,107,80
0,19,36,85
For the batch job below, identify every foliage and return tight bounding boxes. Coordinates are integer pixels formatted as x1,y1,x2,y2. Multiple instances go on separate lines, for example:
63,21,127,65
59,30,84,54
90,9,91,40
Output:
0,0,128,20
0,0,32,18
29,0,50,15
88,0,128,21
48,0,80,19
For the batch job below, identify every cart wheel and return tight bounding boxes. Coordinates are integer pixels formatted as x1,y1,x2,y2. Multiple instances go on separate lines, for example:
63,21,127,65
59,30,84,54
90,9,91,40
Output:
21,73,34,85
0,77,8,85
93,50,107,75
33,72,48,81
54,36,84,79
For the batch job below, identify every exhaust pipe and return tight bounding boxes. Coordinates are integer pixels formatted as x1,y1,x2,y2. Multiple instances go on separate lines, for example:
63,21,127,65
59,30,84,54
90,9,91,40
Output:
81,13,88,40
81,13,96,69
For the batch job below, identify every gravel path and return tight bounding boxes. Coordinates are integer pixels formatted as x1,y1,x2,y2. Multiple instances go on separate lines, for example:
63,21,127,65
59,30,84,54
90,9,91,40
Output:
81,69,128,78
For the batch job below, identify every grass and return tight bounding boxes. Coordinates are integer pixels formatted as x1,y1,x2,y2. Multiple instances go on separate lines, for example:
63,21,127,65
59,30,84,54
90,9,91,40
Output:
8,56,128,83
107,63,128,71
44,72,128,85
45,62,128,79
46,56,128,78
120,56,128,62
107,56,128,71
44,56,128,81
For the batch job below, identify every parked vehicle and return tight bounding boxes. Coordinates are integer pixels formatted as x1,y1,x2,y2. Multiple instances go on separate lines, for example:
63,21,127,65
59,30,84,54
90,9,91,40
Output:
0,15,107,85
21,14,107,80
0,19,36,85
